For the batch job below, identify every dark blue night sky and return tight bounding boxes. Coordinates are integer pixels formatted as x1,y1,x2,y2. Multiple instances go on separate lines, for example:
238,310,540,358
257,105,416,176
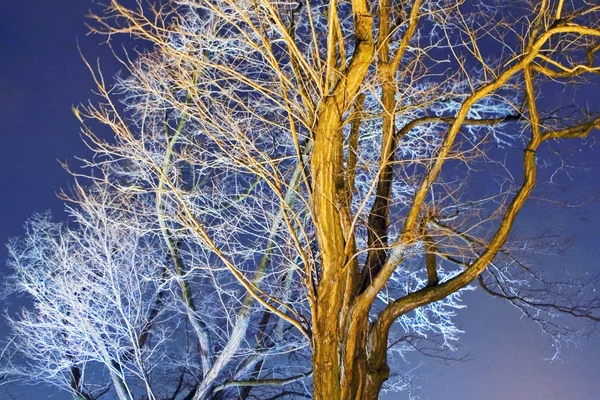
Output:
1,1,599,399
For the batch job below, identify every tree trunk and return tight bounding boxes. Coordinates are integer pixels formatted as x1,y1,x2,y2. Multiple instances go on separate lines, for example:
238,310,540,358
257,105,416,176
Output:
312,309,390,400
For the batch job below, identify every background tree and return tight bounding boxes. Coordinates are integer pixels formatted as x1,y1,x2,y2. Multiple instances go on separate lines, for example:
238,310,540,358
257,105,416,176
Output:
3,0,600,399
5,176,310,400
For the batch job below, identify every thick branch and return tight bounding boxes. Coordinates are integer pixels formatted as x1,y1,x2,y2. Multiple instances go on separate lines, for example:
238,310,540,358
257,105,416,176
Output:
358,23,600,307
212,371,312,393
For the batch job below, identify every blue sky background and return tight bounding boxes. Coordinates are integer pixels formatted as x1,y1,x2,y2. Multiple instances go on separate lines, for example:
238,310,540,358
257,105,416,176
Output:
1,1,599,399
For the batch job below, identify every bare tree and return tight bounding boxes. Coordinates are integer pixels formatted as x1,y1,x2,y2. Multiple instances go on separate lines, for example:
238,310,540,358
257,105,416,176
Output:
4,0,600,399
5,175,309,400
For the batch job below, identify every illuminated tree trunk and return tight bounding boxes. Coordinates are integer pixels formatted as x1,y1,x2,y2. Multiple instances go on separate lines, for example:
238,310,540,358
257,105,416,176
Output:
311,7,395,395
310,94,348,399
312,306,390,400
310,4,375,396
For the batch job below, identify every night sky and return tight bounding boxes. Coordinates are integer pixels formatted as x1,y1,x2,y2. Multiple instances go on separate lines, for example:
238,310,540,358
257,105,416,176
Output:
1,1,599,399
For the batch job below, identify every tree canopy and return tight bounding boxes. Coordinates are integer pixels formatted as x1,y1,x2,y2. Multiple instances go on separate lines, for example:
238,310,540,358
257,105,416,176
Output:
3,1,600,399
